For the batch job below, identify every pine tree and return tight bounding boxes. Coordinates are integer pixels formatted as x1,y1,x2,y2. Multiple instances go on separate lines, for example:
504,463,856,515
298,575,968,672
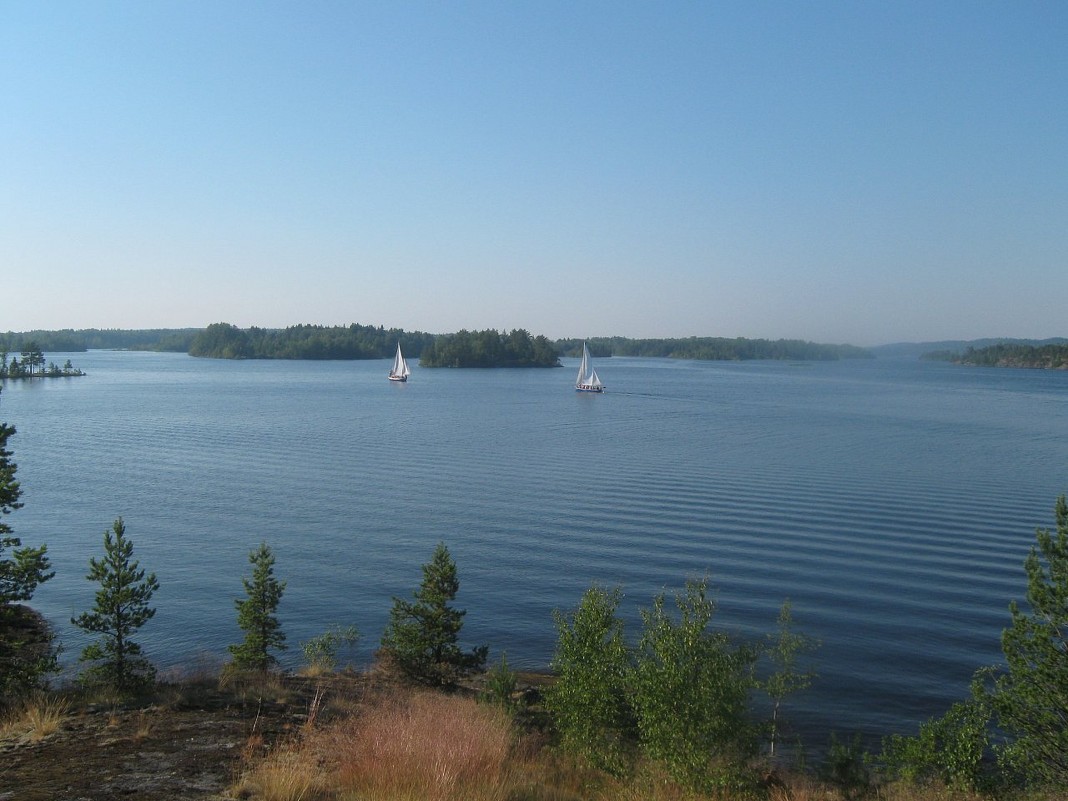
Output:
379,542,487,687
72,518,158,691
228,542,286,672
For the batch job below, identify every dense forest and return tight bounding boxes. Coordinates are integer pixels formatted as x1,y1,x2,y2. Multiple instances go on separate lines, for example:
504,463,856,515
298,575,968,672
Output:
924,342,1068,369
419,329,559,368
186,322,436,361
557,336,873,361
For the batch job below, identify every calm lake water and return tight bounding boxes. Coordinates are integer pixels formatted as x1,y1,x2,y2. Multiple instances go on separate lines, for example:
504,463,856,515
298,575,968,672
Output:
3,350,1067,746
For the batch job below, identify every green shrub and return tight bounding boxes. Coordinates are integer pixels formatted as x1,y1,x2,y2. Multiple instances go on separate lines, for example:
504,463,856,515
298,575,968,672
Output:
631,578,758,792
545,585,634,777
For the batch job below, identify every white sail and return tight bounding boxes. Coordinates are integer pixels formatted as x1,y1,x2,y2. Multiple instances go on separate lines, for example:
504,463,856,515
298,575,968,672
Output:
576,343,591,384
389,342,411,380
575,342,605,391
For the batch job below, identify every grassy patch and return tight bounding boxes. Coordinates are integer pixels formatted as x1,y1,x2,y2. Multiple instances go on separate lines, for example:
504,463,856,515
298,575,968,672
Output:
330,689,514,801
0,693,70,741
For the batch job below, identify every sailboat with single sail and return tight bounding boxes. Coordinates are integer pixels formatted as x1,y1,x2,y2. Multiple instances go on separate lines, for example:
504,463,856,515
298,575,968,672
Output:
575,341,605,393
388,342,411,382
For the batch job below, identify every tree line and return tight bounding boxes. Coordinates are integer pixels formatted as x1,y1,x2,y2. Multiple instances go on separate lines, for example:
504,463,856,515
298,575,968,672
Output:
924,343,1068,369
0,329,197,353
5,326,880,365
2,407,1067,795
187,322,438,361
558,336,873,361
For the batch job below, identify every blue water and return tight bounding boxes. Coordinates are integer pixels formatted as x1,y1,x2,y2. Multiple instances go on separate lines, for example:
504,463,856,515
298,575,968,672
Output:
3,351,1066,745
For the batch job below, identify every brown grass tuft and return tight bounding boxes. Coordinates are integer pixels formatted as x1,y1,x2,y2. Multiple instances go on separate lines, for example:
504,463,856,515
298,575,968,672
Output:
233,743,328,801
219,667,294,704
329,688,514,801
0,694,70,742
133,708,154,740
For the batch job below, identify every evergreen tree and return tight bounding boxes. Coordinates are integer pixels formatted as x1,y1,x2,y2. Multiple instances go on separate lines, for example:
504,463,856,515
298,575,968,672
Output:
72,518,158,691
988,494,1068,787
228,542,286,672
379,542,487,687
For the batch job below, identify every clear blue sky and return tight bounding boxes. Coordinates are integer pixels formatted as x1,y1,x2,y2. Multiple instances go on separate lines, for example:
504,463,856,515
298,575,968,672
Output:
3,2,1065,345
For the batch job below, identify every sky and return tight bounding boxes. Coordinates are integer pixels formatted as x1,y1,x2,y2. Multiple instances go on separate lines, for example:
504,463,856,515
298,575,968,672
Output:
2,2,1065,346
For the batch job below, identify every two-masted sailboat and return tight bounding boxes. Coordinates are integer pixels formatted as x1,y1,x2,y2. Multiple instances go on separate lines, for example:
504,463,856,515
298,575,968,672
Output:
388,342,411,382
575,342,605,393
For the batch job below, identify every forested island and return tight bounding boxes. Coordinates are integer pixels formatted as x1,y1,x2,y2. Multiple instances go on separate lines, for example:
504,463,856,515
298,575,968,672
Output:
0,345,83,379
924,342,1068,369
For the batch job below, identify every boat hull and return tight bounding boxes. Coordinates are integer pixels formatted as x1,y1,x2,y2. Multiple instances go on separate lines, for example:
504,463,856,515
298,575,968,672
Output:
388,374,408,382
575,384,605,393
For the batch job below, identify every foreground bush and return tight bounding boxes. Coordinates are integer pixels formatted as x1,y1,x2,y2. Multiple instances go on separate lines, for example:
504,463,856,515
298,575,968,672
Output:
545,585,634,777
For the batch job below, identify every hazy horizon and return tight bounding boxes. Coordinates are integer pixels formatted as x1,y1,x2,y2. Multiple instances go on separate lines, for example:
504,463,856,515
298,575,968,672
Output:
4,3,1065,347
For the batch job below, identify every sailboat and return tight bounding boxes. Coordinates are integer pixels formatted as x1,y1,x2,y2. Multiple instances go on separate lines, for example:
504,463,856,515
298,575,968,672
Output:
388,342,411,382
575,342,605,393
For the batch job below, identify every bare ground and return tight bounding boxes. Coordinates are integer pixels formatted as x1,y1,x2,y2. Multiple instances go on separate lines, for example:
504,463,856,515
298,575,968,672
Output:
0,676,346,801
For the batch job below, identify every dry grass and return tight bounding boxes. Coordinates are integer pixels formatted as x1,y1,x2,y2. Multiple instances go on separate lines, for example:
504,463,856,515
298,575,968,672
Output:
219,667,296,705
326,689,515,801
133,708,154,740
0,694,70,742
233,743,328,801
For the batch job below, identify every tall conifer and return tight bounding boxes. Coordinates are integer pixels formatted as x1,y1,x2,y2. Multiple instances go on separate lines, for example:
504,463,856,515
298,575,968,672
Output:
229,542,286,672
72,518,158,690
380,542,486,687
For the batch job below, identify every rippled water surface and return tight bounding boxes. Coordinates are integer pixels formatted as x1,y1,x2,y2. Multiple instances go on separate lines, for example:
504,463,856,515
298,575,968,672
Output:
4,350,1067,743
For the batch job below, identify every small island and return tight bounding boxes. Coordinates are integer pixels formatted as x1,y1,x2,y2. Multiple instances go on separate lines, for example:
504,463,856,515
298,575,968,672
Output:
0,344,84,379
